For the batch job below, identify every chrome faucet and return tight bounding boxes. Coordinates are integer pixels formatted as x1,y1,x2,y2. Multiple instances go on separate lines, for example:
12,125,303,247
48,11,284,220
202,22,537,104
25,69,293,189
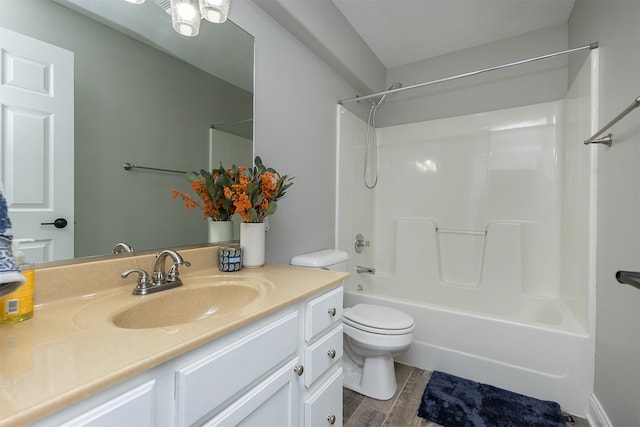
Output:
356,266,376,274
153,249,191,285
112,242,135,254
121,249,191,296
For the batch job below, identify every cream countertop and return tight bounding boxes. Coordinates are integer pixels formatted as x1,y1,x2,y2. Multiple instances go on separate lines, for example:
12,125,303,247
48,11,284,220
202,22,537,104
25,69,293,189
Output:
0,246,348,427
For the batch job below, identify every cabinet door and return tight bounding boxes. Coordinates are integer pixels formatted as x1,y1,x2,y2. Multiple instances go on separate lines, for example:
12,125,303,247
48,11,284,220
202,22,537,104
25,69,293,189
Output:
203,360,300,427
59,381,156,427
305,368,343,427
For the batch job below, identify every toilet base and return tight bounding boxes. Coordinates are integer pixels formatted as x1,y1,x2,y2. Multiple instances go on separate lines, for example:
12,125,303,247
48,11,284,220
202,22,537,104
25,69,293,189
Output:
343,352,397,400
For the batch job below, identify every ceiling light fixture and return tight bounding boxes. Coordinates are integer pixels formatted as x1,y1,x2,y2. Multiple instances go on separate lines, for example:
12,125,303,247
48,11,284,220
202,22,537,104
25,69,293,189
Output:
199,0,229,24
170,0,201,37
128,0,230,37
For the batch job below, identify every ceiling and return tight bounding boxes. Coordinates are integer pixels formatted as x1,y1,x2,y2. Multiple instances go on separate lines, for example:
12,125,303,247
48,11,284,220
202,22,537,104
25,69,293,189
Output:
331,0,576,69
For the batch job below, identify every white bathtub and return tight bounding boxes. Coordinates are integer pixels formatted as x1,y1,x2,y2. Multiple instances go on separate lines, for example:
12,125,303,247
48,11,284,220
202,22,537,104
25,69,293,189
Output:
343,287,592,416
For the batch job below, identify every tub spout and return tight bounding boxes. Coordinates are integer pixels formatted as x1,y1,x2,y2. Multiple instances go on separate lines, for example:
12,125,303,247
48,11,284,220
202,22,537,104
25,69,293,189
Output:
356,266,376,274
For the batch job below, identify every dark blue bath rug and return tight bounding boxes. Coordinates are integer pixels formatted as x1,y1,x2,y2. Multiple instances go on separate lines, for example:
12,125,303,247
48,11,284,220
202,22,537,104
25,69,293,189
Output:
417,371,565,427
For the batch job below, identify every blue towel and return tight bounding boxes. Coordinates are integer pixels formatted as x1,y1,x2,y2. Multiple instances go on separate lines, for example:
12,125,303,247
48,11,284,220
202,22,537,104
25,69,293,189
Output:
0,182,26,297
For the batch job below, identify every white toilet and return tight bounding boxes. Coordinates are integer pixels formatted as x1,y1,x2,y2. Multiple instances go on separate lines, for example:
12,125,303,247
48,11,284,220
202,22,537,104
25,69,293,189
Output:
291,249,415,401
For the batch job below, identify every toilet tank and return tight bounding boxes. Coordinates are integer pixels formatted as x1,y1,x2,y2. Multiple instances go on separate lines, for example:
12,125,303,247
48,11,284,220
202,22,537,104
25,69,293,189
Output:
290,249,349,272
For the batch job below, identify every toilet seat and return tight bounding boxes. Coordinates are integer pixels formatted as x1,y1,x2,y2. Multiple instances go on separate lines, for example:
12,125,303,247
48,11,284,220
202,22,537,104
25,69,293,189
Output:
343,304,415,335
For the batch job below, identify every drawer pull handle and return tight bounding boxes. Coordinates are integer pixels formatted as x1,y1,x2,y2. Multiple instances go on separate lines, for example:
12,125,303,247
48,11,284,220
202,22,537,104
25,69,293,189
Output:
327,415,336,425
327,349,336,359
293,365,304,376
328,307,337,317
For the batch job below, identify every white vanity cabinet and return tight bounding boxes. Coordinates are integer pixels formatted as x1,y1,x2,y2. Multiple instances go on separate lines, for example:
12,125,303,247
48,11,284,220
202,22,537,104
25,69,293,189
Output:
176,311,300,426
28,370,176,427
57,380,160,427
300,286,344,426
29,283,344,427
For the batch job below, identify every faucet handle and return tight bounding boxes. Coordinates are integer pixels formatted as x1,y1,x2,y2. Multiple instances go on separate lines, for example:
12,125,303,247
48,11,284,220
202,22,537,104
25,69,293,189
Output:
168,260,191,281
355,233,370,253
121,268,152,290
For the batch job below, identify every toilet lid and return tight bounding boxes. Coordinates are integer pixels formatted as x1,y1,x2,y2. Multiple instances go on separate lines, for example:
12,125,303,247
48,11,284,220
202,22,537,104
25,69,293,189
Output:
343,304,415,333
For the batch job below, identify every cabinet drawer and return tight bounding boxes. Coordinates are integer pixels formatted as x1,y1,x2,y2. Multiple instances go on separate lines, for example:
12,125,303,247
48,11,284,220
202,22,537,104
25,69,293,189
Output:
304,367,343,427
305,286,343,341
304,325,343,387
176,312,298,427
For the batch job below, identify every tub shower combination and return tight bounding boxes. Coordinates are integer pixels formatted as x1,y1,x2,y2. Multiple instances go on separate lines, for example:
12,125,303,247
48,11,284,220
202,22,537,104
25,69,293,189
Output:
337,48,598,415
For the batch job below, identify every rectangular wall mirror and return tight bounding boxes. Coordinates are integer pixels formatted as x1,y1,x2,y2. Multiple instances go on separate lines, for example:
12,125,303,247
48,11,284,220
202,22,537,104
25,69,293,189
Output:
0,0,254,264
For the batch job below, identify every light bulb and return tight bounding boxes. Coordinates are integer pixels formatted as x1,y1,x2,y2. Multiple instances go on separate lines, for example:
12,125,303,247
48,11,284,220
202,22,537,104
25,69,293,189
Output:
170,0,201,37
199,0,229,23
176,3,197,20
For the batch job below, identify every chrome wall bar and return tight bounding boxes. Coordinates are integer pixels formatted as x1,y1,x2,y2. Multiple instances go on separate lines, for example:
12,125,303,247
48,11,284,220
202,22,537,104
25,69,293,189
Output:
436,227,487,236
211,118,253,128
123,162,187,174
584,96,640,147
338,42,599,105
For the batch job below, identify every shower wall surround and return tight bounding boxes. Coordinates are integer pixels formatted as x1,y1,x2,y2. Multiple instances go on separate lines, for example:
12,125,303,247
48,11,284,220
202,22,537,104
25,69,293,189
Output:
336,48,596,417
339,102,564,290
337,54,594,332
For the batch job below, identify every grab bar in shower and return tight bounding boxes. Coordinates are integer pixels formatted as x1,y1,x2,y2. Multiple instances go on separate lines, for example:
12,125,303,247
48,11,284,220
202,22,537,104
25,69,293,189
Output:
584,96,640,146
123,162,187,174
436,227,487,236
615,271,640,290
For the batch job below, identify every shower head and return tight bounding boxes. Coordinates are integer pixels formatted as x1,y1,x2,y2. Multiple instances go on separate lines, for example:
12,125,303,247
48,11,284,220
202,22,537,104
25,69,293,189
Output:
374,82,403,107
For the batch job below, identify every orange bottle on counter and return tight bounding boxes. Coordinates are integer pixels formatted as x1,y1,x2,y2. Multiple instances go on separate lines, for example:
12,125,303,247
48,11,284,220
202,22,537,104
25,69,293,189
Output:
0,239,34,324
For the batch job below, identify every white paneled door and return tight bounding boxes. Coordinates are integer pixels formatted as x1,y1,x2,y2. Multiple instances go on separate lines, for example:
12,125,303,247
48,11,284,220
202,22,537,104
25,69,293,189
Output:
0,27,74,262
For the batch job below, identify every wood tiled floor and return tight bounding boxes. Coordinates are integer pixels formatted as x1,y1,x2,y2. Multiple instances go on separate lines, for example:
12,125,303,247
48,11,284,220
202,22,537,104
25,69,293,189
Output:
343,363,590,427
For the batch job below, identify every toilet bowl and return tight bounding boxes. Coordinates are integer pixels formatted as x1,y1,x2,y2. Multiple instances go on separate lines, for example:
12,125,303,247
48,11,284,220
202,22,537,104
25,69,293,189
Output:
290,249,415,401
342,303,414,400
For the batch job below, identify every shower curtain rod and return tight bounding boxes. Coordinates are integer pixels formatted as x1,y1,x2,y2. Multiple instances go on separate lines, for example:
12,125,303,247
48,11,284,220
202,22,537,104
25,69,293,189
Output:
338,42,599,105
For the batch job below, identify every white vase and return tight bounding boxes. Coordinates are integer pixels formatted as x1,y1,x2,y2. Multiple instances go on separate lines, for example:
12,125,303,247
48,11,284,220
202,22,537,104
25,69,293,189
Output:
208,220,233,243
240,222,266,268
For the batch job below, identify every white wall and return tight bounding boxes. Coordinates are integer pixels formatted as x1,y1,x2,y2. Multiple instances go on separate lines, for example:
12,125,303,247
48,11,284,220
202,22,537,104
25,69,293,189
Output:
210,128,253,240
235,0,640,423
252,0,386,95
380,24,571,127
569,1,640,425
230,1,359,264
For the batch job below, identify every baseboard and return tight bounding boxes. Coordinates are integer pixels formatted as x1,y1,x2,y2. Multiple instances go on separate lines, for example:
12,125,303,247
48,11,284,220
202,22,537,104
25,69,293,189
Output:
587,393,613,427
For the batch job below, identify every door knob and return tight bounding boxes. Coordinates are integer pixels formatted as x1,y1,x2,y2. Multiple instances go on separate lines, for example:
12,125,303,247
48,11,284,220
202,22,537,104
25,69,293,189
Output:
41,218,68,229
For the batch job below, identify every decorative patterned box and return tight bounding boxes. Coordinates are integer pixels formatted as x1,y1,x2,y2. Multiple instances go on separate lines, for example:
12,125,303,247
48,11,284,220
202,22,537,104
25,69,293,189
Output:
218,246,243,272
